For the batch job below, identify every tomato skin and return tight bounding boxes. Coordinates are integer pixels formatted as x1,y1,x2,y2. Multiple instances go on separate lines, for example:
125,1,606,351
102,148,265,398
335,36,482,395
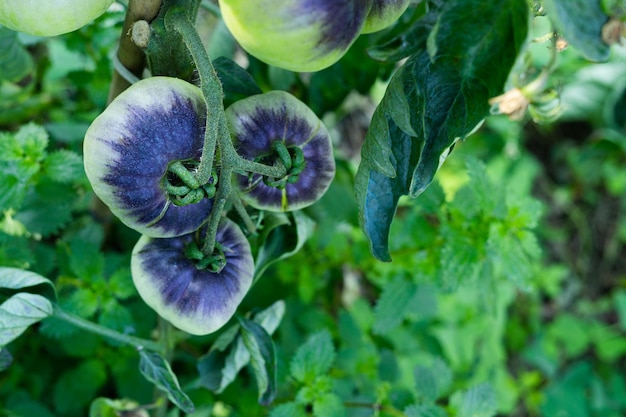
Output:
226,91,336,212
131,218,254,335
0,0,115,36
220,0,373,72
83,77,212,238
361,0,410,34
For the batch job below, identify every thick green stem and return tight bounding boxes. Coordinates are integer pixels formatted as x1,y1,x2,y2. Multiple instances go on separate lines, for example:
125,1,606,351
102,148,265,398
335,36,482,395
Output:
53,307,163,354
164,8,221,186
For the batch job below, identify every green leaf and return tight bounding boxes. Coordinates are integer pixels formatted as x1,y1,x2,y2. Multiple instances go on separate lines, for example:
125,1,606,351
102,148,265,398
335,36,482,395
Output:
68,238,105,280
405,404,448,417
414,358,452,403
214,56,262,107
356,0,528,260
0,267,55,346
98,299,134,334
543,0,611,62
42,150,85,184
614,290,626,332
313,393,346,417
197,301,285,394
53,359,107,415
458,383,497,417
0,27,33,82
269,402,307,417
15,180,74,237
0,347,12,371
372,275,417,334
290,329,336,384
254,211,315,282
14,124,49,161
486,224,537,287
138,350,194,413
239,317,278,405
89,398,145,417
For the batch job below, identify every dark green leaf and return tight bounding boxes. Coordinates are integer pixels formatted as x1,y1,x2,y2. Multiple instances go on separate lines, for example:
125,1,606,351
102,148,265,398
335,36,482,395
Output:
372,275,417,334
15,180,74,237
238,317,278,405
214,56,262,107
356,0,528,260
254,211,315,281
0,347,12,371
138,350,195,413
290,329,336,384
53,360,107,415
0,27,33,82
543,0,611,62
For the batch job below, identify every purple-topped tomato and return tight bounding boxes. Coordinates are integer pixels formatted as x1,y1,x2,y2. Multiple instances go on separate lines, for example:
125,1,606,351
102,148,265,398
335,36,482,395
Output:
131,218,254,335
220,0,373,72
83,77,213,238
226,91,335,212
0,0,115,37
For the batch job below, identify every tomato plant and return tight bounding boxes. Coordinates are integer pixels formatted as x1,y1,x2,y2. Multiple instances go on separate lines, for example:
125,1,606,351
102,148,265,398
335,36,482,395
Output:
2,0,626,416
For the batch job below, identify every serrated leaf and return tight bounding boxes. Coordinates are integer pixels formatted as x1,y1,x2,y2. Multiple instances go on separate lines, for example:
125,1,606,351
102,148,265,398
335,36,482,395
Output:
239,317,277,405
138,350,195,413
14,124,48,161
0,347,13,371
68,238,105,280
255,211,315,282
356,0,528,261
405,404,448,417
53,359,107,415
486,223,537,287
414,358,452,402
62,289,99,319
98,299,134,334
269,402,307,417
439,232,481,289
372,276,417,334
42,150,85,184
15,180,74,237
313,393,346,417
458,383,497,417
108,267,136,300
543,0,610,62
290,330,336,384
0,27,33,82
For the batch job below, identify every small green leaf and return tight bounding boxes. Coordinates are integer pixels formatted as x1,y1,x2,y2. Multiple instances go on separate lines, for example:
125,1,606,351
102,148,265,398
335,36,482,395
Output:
290,329,336,384
68,238,105,280
414,358,452,402
213,56,262,106
15,180,74,237
313,393,346,417
239,317,278,405
108,267,136,300
269,402,307,417
89,397,146,417
98,299,134,334
372,275,417,334
458,383,497,417
0,27,33,82
405,404,448,417
42,150,85,184
14,124,49,161
138,350,195,413
543,0,611,62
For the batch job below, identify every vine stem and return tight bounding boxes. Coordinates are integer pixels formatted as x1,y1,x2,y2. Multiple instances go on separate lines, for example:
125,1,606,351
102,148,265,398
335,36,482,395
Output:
164,8,221,186
53,307,164,354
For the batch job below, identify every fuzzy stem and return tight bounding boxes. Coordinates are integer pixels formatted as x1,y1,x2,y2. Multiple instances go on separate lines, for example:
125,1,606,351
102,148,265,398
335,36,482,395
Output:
53,307,163,354
231,192,257,234
164,8,221,186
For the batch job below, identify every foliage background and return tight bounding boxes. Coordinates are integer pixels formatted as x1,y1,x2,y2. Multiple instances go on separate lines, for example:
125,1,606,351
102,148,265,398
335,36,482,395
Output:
2,1,626,416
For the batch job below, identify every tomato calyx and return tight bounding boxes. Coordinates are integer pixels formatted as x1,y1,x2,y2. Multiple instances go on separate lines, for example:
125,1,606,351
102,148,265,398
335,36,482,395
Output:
164,160,218,206
184,239,228,273
248,141,306,190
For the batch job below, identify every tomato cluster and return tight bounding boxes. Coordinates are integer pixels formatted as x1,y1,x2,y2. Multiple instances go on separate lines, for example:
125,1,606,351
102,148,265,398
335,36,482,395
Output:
83,75,334,334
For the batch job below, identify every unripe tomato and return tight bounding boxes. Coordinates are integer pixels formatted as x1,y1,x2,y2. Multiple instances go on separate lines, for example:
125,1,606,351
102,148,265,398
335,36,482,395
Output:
83,77,213,238
361,0,410,34
131,218,254,335
226,91,335,211
0,0,115,37
219,0,373,72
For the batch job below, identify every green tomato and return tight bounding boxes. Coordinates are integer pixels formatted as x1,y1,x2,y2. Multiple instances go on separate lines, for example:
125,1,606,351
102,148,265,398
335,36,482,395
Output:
220,0,373,72
361,0,410,34
0,0,114,36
